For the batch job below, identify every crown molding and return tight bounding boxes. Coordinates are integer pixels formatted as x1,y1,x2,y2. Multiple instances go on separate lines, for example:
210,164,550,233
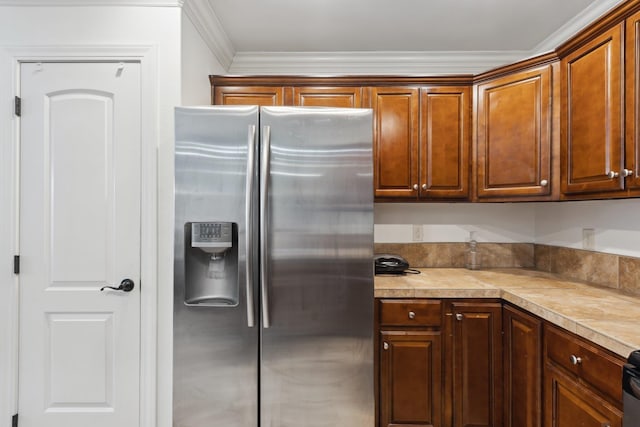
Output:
182,0,234,70
227,51,531,75
0,0,183,5
532,0,627,53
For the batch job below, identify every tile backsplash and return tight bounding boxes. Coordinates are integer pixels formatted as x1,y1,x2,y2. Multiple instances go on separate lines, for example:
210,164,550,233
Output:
375,242,640,296
374,242,535,269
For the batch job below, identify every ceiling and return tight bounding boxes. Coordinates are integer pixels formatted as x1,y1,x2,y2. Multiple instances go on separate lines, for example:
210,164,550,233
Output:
186,0,625,74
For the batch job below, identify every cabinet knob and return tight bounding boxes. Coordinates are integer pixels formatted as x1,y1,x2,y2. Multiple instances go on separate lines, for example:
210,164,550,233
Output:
413,184,419,190
408,311,416,319
622,168,633,177
421,184,427,190
383,342,389,350
540,179,548,187
569,354,582,365
455,313,463,321
607,171,619,179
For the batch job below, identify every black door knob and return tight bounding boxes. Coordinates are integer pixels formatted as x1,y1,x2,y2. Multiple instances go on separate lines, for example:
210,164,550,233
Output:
100,278,135,292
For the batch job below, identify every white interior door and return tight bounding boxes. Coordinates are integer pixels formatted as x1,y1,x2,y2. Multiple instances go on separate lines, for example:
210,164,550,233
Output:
18,62,141,427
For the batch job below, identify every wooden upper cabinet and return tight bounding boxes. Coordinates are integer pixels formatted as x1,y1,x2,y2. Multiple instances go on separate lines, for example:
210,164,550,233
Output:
561,23,625,195
476,65,553,199
420,86,470,199
293,86,362,108
213,86,285,106
371,87,420,199
626,10,640,190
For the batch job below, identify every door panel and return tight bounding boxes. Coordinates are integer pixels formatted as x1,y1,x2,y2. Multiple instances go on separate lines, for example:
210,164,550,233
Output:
19,62,141,427
371,87,420,198
293,86,362,107
420,86,470,199
173,106,260,427
260,107,374,427
477,66,552,198
214,85,285,106
561,24,624,194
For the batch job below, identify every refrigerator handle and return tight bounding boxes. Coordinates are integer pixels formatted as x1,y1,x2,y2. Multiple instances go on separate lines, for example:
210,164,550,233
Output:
260,125,271,329
245,125,256,328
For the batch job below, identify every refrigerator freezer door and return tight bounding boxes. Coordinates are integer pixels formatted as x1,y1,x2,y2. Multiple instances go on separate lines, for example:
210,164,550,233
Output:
259,107,375,427
174,106,259,427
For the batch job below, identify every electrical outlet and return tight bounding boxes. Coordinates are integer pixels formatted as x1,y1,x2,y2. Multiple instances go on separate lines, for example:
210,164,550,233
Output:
412,225,423,242
582,228,595,250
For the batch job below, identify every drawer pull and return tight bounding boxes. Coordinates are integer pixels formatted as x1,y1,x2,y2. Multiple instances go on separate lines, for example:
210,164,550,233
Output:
455,313,463,321
408,311,416,319
570,354,582,365
383,342,389,351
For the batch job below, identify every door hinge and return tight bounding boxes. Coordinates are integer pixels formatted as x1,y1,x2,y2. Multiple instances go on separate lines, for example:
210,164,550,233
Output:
11,413,18,427
13,255,19,275
14,96,21,117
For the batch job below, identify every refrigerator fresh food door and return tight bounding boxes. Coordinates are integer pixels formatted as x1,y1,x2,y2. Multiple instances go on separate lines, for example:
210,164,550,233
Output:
174,106,259,427
259,107,375,427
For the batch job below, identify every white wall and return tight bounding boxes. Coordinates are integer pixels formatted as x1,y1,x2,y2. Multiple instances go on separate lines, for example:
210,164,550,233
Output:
374,203,536,243
534,198,640,258
181,11,227,105
0,5,181,427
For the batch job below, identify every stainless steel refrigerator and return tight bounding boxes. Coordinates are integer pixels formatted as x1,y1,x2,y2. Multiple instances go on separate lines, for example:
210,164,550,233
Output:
173,106,374,427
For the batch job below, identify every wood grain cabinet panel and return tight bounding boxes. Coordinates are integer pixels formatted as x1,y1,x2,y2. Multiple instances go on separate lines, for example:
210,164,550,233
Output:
449,302,502,427
544,367,622,427
626,10,640,190
379,331,443,427
476,66,552,199
502,305,542,427
213,85,285,106
420,87,470,199
371,87,420,198
293,86,362,107
561,23,625,195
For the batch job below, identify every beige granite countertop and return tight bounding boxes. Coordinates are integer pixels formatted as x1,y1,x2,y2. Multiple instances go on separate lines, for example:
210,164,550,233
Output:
375,268,640,358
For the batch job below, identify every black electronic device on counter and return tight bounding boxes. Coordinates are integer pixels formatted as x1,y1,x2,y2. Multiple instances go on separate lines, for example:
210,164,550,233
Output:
374,254,419,275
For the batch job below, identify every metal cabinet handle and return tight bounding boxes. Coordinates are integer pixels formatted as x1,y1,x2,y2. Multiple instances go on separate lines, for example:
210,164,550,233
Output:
622,168,633,177
412,184,419,190
260,125,271,329
421,184,427,190
569,354,582,365
245,125,256,328
383,342,389,350
540,179,548,187
101,278,134,292
455,313,463,321
607,171,619,179
408,311,416,319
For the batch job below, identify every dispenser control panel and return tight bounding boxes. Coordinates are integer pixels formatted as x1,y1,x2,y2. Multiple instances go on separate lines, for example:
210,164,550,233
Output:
191,222,232,251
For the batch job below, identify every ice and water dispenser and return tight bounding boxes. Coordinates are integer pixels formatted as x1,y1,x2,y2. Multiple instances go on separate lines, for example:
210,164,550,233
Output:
184,222,239,306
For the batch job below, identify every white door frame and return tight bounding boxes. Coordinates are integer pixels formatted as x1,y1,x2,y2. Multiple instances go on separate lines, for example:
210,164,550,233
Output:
0,45,158,427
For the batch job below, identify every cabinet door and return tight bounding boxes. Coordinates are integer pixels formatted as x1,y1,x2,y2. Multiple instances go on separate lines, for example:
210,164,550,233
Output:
561,24,624,195
293,87,362,107
544,366,622,427
451,302,502,427
476,66,552,198
503,305,542,427
379,330,442,427
213,86,285,106
420,86,470,199
371,87,420,199
625,11,640,189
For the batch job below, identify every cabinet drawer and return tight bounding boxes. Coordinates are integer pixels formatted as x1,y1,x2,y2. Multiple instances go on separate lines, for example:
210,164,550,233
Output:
544,324,624,404
379,299,442,327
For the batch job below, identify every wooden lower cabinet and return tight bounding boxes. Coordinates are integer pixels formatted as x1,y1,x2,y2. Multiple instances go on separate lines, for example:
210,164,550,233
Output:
447,301,503,427
379,331,443,427
544,366,622,427
502,305,542,427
